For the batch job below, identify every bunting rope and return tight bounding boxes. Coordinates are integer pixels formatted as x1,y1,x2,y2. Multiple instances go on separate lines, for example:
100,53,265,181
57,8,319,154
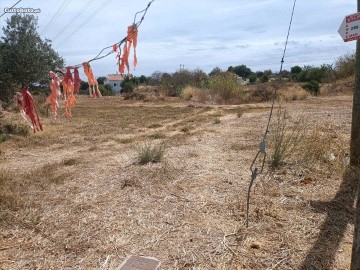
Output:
70,0,155,68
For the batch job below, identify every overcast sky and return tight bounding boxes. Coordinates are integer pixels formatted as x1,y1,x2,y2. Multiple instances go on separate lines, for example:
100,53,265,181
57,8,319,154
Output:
0,0,357,77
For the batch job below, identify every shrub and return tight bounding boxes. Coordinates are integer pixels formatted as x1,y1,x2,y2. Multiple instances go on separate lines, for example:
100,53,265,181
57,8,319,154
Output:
279,87,309,101
1,122,30,138
250,85,276,102
334,52,355,79
99,85,114,96
136,143,165,165
302,80,320,96
209,72,244,103
181,86,210,103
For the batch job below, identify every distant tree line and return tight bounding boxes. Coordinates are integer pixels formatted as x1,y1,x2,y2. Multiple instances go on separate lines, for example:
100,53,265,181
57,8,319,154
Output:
125,52,355,98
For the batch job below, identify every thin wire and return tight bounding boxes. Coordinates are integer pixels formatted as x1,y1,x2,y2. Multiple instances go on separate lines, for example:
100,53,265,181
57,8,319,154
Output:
66,0,155,68
40,0,72,35
0,0,22,18
51,0,97,43
55,0,114,48
264,0,297,138
246,0,297,228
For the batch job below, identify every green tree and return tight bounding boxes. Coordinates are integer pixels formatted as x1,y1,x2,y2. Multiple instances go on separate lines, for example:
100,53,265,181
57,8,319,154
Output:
291,65,302,74
290,65,303,81
249,74,257,84
0,14,64,101
229,65,252,78
139,75,149,84
263,69,273,77
260,75,269,83
97,76,107,85
209,67,222,77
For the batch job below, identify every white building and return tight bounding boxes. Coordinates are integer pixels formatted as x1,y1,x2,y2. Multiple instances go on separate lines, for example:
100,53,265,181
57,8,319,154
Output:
104,74,125,93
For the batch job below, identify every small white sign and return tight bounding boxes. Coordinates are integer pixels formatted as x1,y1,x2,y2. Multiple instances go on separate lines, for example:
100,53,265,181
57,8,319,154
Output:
338,12,360,42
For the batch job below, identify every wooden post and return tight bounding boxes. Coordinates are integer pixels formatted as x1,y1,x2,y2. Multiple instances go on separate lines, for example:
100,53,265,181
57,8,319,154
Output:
350,1,360,269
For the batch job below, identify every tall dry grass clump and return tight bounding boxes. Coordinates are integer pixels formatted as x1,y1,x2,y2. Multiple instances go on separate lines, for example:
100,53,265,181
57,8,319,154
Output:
181,86,209,103
269,106,307,167
269,106,347,172
136,143,166,165
279,86,309,101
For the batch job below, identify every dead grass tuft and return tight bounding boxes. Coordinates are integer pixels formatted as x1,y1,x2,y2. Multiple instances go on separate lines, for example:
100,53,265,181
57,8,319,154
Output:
181,86,210,103
279,87,310,101
136,142,166,165
149,132,166,140
147,123,163,129
62,158,77,166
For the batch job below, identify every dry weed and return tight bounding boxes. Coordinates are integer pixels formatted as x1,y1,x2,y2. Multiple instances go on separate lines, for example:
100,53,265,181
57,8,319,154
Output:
279,87,309,101
181,86,210,103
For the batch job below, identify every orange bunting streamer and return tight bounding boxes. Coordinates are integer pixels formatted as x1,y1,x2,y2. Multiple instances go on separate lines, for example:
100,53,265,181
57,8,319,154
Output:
14,87,43,132
46,71,61,119
118,24,138,75
59,70,77,118
82,62,102,98
73,67,82,94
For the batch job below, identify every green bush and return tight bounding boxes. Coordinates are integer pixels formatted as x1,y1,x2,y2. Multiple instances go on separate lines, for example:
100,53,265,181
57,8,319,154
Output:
99,85,114,96
302,80,320,96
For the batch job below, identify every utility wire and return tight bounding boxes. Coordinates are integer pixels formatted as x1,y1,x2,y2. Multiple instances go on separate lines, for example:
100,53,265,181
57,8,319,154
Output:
245,0,297,228
55,0,114,48
59,0,155,69
51,0,97,43
40,0,72,35
0,0,22,18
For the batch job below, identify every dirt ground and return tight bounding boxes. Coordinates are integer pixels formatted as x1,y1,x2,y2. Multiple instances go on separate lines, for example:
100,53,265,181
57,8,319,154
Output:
0,94,356,269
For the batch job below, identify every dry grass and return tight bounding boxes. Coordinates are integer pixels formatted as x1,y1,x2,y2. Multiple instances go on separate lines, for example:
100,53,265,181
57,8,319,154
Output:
181,86,210,103
278,86,310,101
0,94,355,269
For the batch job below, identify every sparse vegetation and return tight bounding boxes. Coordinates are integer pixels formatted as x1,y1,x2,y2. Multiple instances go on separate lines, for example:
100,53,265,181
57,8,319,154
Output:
118,138,134,144
147,123,163,129
0,121,30,141
149,132,166,139
269,106,307,167
302,80,320,96
136,143,165,165
63,158,77,166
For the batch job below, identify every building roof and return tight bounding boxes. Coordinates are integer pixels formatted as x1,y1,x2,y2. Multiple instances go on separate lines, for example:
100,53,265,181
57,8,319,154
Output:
107,74,125,81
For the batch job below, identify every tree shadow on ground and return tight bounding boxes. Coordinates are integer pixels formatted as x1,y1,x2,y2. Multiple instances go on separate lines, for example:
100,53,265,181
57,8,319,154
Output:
300,168,358,270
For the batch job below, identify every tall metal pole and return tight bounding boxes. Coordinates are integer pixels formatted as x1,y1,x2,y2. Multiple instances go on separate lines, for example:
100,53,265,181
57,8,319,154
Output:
350,1,360,268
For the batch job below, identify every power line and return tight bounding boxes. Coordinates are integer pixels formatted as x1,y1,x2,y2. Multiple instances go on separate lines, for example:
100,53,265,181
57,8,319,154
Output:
57,0,155,69
0,0,22,18
51,0,97,43
40,0,72,36
55,0,114,48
